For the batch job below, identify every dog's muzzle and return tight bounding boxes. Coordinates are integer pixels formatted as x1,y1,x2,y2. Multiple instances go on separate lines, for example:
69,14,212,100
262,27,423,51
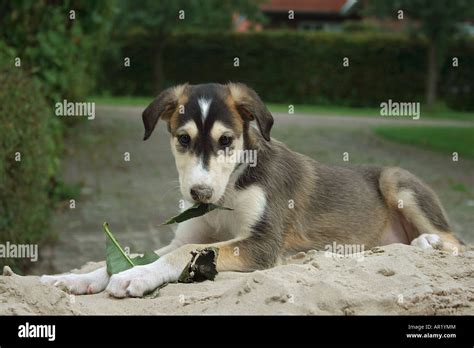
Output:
190,185,214,202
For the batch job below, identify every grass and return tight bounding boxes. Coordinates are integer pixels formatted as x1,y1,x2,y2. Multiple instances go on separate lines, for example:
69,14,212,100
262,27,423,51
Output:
267,102,474,121
373,126,474,159
89,96,474,121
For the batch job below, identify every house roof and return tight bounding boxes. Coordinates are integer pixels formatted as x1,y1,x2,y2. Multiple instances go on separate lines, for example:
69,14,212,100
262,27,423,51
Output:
261,0,356,14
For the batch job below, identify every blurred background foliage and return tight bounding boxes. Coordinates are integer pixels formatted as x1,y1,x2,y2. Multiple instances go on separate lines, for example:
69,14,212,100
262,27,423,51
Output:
365,0,474,109
0,0,115,103
0,60,55,252
94,0,474,110
102,0,265,94
98,30,474,109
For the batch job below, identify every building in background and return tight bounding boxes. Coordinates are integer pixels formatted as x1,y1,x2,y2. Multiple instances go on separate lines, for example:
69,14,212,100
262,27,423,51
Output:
260,0,360,31
234,0,474,36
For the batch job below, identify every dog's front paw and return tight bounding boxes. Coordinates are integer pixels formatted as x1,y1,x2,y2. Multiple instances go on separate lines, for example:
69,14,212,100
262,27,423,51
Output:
40,267,109,295
410,233,442,250
105,265,167,298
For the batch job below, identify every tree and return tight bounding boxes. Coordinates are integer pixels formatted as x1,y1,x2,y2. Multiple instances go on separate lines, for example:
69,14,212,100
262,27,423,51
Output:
112,0,264,92
366,0,474,109
0,0,116,102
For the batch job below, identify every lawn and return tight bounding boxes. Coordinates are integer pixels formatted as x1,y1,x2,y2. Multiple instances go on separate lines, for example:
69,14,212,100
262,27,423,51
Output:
90,96,474,121
267,103,474,121
373,126,474,159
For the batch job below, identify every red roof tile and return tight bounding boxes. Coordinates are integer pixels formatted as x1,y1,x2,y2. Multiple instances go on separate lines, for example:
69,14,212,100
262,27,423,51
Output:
261,0,349,13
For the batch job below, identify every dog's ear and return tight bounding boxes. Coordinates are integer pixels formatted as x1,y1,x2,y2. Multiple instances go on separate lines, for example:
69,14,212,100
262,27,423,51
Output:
227,82,274,141
142,84,188,140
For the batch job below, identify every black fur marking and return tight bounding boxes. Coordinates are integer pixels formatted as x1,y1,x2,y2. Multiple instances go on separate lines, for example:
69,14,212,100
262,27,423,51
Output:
175,84,238,169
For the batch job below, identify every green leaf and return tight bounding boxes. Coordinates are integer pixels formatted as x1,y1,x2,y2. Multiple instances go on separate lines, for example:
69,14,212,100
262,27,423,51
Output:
131,251,159,266
104,222,135,275
103,222,159,275
162,203,233,225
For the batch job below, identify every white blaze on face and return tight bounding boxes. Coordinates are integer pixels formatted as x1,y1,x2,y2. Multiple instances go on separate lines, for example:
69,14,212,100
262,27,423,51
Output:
170,120,244,203
198,97,212,121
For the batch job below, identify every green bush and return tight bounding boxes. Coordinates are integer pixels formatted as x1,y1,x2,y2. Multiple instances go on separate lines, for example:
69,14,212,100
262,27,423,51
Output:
0,48,60,271
168,31,429,106
96,31,474,110
98,32,157,97
0,2,116,271
0,1,115,103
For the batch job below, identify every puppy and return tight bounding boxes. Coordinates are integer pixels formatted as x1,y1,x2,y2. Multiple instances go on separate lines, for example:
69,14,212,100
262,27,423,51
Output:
41,83,462,297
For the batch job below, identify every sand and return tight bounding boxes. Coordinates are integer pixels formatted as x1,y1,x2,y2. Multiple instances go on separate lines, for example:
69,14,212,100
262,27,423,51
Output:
1,243,473,315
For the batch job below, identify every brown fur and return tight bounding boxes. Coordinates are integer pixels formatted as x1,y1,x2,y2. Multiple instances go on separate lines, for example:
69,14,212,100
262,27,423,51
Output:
215,243,248,271
168,86,189,134
283,225,314,252
224,94,244,133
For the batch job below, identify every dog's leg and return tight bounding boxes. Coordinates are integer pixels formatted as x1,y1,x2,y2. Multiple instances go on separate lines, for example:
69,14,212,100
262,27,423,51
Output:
155,218,216,256
40,218,214,295
379,167,463,253
106,235,280,298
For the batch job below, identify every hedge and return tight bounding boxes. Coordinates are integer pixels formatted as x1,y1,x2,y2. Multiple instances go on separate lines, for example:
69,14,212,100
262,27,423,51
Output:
442,39,474,111
0,1,116,104
96,31,474,109
0,46,61,271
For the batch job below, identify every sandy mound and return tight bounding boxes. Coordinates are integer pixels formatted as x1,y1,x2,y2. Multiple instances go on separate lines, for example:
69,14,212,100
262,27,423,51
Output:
1,244,473,315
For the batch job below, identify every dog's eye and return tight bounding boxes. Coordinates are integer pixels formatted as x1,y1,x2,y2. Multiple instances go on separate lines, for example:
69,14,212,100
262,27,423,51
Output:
219,135,232,147
178,134,191,146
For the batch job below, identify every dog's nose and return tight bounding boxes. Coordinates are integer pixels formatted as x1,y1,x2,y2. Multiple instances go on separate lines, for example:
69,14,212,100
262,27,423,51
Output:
190,185,213,202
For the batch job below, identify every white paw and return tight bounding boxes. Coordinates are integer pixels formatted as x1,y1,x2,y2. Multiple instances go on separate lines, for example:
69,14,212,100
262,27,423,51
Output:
40,267,109,295
105,260,177,298
105,266,160,298
410,233,442,250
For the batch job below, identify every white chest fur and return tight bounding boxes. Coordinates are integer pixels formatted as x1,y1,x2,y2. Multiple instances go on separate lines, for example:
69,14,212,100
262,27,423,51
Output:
180,184,267,241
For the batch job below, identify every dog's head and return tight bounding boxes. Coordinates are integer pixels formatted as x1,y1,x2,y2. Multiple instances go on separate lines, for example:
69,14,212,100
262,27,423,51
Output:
142,83,273,204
